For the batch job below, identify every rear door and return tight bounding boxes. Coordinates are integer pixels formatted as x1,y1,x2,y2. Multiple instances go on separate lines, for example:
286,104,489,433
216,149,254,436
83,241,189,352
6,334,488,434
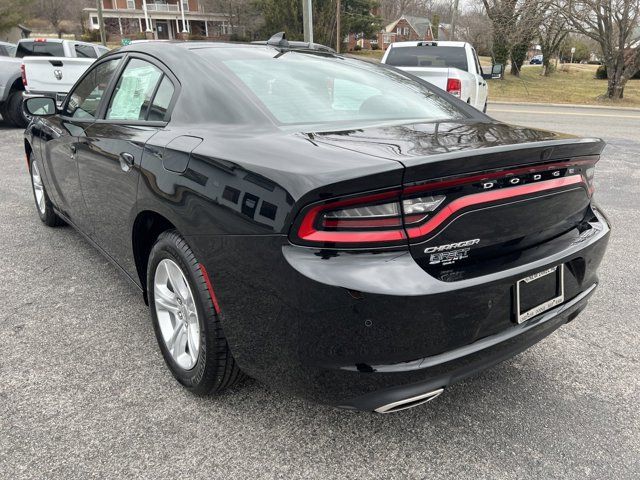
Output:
76,54,177,275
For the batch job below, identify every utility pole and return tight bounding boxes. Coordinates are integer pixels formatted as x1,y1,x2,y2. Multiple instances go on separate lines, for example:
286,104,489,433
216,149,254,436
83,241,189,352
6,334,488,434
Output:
302,0,314,44
336,0,341,53
450,0,459,41
96,0,106,46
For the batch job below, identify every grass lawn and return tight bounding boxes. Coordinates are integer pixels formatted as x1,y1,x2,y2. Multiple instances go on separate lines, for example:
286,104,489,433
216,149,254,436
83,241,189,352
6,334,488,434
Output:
347,49,385,61
489,64,640,107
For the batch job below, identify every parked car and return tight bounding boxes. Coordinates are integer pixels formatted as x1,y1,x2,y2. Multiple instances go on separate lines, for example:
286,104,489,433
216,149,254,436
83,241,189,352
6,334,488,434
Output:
0,56,26,126
381,40,502,112
20,38,108,107
530,55,543,65
24,41,610,413
0,41,16,57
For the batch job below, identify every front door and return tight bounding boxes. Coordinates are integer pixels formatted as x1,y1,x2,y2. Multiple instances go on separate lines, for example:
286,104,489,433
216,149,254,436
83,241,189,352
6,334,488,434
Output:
156,21,170,40
76,56,176,278
40,57,123,233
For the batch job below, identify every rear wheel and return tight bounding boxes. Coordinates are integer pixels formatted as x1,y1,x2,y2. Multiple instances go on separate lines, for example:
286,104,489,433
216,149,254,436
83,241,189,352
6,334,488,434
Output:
147,230,243,395
5,90,29,128
30,158,64,227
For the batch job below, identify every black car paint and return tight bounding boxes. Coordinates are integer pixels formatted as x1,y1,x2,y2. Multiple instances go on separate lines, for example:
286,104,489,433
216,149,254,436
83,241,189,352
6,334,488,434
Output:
25,42,610,411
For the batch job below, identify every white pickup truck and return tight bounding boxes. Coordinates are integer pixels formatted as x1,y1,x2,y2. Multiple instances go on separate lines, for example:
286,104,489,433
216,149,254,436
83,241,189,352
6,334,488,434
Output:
381,41,502,112
19,38,109,107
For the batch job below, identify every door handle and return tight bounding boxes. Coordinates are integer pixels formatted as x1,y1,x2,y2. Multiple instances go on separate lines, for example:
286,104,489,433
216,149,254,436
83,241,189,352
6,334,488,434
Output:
119,152,135,172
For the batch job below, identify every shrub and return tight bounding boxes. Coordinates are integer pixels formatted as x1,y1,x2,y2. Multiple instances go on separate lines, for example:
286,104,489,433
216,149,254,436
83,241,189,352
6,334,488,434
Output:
371,43,379,50
595,65,640,80
354,44,362,51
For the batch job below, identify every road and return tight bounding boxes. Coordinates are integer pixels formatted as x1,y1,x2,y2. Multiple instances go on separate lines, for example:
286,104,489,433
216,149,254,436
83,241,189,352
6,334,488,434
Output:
1,104,639,479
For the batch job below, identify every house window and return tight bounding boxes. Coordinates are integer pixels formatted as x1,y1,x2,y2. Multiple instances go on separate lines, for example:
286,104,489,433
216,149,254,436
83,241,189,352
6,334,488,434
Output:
182,0,189,11
397,27,401,35
126,0,135,9
91,16,99,27
404,27,409,36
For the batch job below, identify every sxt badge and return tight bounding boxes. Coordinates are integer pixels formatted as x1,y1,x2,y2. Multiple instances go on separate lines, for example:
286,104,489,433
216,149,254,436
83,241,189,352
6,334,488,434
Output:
424,239,480,265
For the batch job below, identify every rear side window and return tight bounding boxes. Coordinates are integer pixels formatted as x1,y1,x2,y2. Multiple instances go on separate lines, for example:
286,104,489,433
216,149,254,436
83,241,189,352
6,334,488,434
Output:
386,46,468,71
75,44,97,58
147,76,175,121
16,40,65,58
107,58,163,121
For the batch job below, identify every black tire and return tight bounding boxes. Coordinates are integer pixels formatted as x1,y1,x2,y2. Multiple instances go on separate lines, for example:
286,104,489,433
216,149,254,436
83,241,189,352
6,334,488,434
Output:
0,103,8,124
5,90,29,128
29,157,64,227
147,230,243,395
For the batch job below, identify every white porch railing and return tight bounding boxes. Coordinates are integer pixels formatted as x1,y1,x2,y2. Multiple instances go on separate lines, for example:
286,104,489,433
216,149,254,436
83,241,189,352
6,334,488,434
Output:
146,3,180,12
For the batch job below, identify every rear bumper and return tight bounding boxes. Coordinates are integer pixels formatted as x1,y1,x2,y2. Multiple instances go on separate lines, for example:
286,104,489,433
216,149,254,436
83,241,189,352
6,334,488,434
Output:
339,283,595,411
187,207,610,411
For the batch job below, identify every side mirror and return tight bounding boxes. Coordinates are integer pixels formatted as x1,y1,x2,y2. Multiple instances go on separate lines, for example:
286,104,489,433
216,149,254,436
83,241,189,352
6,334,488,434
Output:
24,96,57,117
482,63,504,80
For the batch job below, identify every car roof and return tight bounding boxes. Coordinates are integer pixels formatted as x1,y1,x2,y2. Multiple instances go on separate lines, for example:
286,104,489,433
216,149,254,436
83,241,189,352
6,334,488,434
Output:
389,41,469,48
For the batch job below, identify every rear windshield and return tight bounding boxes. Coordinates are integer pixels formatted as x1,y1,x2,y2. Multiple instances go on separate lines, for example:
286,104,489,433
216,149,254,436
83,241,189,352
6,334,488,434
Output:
386,46,468,71
16,41,65,58
196,48,466,126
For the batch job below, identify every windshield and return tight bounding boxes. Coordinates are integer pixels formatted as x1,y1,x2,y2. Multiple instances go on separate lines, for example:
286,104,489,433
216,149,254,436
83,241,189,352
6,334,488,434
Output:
386,46,468,71
196,48,466,126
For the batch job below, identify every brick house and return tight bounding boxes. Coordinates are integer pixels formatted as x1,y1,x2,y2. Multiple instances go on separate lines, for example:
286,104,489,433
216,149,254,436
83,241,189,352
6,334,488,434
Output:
347,15,434,51
84,1,232,41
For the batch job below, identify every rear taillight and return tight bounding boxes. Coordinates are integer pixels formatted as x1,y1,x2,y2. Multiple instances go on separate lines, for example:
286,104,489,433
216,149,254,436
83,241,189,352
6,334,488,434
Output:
446,78,461,97
295,190,407,247
293,191,446,248
20,64,27,86
291,159,597,249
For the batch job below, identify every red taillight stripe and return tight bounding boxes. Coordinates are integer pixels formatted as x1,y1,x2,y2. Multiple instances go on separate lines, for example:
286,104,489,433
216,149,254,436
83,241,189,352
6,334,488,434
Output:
20,64,27,87
403,159,596,194
405,175,584,239
198,263,221,314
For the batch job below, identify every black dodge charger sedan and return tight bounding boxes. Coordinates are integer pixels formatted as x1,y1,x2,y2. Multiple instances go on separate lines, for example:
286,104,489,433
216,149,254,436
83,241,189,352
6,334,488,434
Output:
23,40,610,413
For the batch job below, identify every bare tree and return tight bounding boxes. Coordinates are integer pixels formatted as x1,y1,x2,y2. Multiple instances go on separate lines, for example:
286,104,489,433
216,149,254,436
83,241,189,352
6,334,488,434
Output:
482,0,549,75
0,0,33,34
457,6,493,54
538,8,568,75
561,0,640,99
34,0,71,38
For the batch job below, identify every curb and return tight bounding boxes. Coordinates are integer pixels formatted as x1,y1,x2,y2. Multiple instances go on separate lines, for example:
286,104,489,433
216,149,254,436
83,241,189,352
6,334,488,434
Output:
488,101,640,112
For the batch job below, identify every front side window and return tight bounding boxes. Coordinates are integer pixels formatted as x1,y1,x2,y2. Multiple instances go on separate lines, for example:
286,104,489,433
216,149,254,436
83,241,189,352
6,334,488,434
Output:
64,58,122,119
107,59,163,121
75,44,97,58
204,49,466,126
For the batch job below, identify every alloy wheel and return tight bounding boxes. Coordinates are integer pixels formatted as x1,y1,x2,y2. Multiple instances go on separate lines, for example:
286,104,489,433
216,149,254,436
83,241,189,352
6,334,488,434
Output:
154,258,201,370
31,160,46,215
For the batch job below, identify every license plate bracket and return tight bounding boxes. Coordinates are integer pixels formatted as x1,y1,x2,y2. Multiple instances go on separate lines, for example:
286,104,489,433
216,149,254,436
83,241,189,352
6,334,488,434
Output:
515,265,564,324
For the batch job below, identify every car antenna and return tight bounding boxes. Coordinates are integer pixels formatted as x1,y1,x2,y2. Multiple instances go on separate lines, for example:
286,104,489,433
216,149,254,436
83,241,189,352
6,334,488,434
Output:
267,32,290,52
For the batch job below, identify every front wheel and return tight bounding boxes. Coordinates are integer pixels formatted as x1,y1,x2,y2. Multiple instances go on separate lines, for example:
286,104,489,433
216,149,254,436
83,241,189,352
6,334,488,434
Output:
147,230,243,395
30,158,64,227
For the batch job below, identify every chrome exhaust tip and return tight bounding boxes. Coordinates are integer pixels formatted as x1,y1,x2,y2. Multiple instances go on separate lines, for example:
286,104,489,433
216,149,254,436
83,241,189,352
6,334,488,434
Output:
374,387,444,414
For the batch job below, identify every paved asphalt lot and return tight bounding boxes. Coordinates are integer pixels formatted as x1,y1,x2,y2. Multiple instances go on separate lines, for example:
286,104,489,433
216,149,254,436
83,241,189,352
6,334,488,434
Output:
1,104,639,479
